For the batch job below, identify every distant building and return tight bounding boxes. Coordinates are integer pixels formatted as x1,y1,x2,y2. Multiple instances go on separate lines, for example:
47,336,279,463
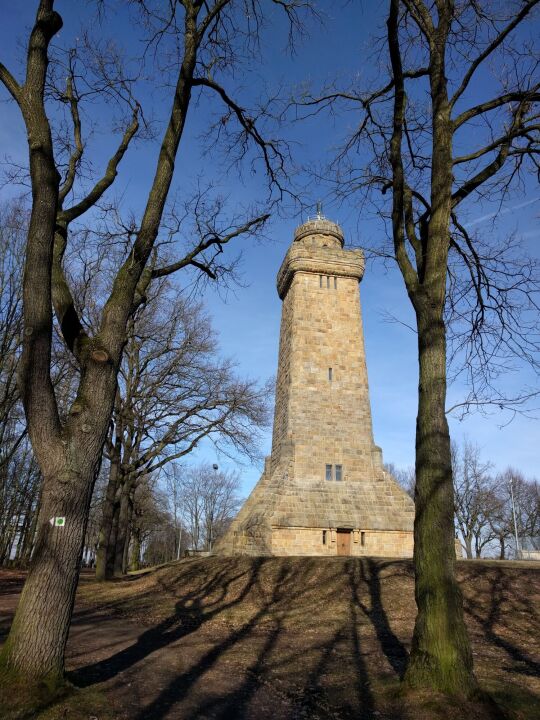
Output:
519,536,540,561
215,213,414,556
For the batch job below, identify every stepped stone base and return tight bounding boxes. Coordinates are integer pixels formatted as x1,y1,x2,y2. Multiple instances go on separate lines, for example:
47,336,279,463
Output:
213,456,415,558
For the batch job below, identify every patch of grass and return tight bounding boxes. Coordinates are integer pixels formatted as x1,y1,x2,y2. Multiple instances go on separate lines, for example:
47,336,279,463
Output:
34,687,115,720
0,673,114,720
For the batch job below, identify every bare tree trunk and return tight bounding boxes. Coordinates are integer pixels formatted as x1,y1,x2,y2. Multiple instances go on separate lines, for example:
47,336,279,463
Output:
1,460,96,681
404,307,475,695
113,478,132,576
95,453,120,581
19,491,40,565
129,533,141,571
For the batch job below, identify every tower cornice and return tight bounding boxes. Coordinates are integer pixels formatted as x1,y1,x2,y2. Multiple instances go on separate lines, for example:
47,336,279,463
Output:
277,244,364,299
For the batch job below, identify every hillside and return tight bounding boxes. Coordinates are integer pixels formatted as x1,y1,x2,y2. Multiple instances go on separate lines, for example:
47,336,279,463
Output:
2,557,539,719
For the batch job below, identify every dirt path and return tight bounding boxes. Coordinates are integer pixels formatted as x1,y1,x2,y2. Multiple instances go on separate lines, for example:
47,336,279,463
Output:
1,559,539,720
1,570,354,719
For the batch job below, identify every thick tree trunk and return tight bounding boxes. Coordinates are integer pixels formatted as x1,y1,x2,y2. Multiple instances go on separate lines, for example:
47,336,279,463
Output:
404,308,476,696
129,534,141,571
113,479,131,576
95,456,120,581
0,0,200,686
1,462,95,681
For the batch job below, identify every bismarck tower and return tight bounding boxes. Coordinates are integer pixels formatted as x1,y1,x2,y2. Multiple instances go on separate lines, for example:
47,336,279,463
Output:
215,211,414,557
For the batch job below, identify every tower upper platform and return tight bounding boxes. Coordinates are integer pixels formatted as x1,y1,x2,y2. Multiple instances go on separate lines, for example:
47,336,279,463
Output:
294,216,344,248
277,214,364,299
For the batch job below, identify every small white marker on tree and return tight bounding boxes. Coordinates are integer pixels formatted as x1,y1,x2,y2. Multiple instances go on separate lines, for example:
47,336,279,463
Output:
49,517,66,527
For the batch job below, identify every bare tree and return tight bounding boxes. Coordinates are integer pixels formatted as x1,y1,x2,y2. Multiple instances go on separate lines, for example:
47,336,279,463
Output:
295,0,540,696
0,0,305,683
95,283,270,580
136,478,180,569
178,463,242,551
0,199,76,568
165,465,186,561
452,440,496,558
384,462,415,498
492,468,539,557
0,203,26,484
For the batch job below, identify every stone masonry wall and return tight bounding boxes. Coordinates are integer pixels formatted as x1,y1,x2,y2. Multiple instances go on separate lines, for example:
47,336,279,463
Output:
271,527,414,557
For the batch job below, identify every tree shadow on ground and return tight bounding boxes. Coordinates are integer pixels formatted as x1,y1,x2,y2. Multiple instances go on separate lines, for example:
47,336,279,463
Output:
350,558,410,678
69,557,414,720
70,558,266,687
461,564,540,677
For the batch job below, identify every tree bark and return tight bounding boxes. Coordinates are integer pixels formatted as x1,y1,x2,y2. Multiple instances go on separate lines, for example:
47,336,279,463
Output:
1,461,96,681
129,533,141,572
113,477,132,576
95,452,121,581
404,305,475,695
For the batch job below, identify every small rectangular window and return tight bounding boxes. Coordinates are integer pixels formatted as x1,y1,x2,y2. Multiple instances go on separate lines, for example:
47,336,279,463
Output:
326,276,330,289
325,464,333,481
319,275,322,288
361,531,365,546
335,464,343,481
334,276,337,289
322,530,327,545
328,367,333,381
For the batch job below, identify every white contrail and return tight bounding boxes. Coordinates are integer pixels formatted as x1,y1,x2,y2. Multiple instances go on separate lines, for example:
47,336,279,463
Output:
468,196,540,227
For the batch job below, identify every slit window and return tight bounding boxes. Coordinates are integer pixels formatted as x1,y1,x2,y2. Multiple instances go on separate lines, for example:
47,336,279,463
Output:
325,464,333,482
361,531,366,546
319,275,323,288
322,530,327,545
326,276,330,288
334,277,337,289
328,367,333,381
335,464,343,482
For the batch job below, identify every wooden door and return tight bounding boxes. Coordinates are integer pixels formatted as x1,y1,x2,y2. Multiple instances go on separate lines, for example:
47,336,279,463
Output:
337,530,351,556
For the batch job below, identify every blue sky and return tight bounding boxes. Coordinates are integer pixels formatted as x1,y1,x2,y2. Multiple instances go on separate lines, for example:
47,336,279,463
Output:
1,1,538,496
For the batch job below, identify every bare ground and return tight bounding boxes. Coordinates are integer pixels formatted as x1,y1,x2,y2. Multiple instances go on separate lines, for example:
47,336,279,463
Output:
0,557,539,720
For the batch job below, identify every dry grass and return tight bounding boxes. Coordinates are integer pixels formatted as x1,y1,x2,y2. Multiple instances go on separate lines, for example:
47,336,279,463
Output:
2,557,539,719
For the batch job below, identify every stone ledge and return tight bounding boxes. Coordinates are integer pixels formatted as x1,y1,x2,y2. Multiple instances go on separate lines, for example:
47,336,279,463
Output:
277,245,365,298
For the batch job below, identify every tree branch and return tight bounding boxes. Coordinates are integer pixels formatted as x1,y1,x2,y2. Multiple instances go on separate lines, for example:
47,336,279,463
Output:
453,88,540,129
58,74,84,203
450,0,540,106
386,0,419,295
152,213,269,279
0,62,22,103
59,105,139,224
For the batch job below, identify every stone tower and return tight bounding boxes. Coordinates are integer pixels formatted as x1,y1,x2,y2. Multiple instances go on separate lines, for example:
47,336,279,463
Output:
214,213,414,557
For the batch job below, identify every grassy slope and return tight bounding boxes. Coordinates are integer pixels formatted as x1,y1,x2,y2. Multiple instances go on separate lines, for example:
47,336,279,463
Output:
78,557,539,717
4,557,540,719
